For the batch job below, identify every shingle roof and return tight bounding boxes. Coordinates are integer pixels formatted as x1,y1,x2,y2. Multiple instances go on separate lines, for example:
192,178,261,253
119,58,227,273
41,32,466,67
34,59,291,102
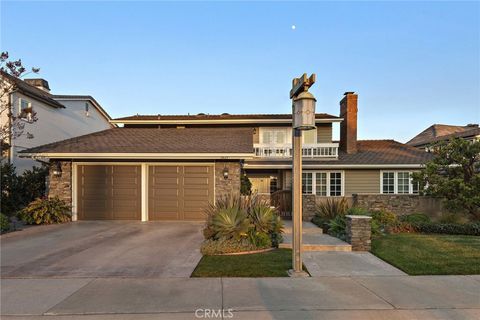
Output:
20,127,254,154
407,124,479,147
114,113,340,121
246,140,433,166
1,71,65,109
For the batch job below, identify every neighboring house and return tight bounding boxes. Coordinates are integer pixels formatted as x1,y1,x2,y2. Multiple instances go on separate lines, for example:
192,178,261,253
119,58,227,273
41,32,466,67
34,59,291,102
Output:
1,72,114,172
407,123,480,150
20,92,432,221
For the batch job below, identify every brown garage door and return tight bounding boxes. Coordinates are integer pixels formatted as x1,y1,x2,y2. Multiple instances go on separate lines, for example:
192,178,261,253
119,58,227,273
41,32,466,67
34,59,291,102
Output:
77,165,141,220
149,165,214,220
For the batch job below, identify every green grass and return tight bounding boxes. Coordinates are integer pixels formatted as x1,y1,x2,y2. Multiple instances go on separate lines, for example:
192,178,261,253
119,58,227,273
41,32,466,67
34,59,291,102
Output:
191,249,294,277
372,233,480,275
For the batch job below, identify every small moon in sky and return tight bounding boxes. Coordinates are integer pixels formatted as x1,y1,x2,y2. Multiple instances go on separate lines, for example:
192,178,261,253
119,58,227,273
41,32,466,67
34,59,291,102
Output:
291,25,296,30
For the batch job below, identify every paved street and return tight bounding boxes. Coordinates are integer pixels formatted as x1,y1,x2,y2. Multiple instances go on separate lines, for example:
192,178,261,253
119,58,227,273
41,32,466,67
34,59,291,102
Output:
1,276,479,319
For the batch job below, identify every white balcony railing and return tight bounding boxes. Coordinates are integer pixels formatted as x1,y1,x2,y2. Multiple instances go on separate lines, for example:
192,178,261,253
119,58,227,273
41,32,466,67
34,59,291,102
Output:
254,143,339,158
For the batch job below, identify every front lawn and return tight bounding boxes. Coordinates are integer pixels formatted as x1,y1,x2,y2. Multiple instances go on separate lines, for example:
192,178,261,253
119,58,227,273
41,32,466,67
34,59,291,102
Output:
372,233,480,275
191,249,294,277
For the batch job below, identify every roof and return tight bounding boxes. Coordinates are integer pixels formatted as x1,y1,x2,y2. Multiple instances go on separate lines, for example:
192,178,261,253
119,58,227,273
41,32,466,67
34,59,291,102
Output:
112,113,341,124
51,94,113,122
20,127,253,155
245,140,433,168
407,124,479,147
1,71,65,109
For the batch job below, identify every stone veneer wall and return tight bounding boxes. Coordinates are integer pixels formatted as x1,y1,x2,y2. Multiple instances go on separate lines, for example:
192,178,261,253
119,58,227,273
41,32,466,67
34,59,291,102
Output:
346,215,372,251
353,194,444,217
302,195,317,221
215,161,241,201
48,161,72,206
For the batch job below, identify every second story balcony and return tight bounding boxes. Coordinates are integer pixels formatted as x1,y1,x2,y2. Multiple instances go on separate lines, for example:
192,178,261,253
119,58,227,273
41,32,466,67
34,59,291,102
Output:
253,143,339,158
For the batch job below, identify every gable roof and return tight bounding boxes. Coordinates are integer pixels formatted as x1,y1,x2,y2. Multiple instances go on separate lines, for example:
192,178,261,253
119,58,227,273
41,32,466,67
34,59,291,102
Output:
19,127,253,157
111,113,341,125
407,124,479,147
1,71,65,109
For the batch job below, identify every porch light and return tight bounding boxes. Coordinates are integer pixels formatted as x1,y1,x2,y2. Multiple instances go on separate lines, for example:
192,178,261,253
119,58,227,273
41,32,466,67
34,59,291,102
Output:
223,167,229,180
293,91,316,130
52,162,62,177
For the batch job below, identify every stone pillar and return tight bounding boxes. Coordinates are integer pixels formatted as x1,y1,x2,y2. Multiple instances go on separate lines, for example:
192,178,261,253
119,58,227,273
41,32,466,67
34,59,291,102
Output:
346,215,372,251
48,161,72,206
215,161,241,201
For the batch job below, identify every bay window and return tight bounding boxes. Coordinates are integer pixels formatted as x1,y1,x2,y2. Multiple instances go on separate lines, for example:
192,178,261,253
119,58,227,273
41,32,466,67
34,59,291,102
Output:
302,171,343,196
381,171,419,194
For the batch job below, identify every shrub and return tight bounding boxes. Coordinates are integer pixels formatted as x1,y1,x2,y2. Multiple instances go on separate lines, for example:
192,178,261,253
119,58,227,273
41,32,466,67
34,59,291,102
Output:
18,197,71,225
372,210,397,226
0,213,10,232
240,174,252,195
399,213,431,224
438,212,469,224
211,207,251,240
247,230,272,248
413,222,480,236
311,215,330,233
0,163,48,217
200,238,258,255
346,206,371,216
328,215,347,240
315,197,349,220
388,221,417,234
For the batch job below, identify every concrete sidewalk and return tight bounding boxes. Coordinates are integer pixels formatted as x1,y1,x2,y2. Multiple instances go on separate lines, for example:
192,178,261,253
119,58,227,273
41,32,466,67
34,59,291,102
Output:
2,276,479,319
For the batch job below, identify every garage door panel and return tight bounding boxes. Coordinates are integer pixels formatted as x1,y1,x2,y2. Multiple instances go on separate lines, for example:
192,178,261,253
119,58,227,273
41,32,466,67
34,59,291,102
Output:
149,165,213,221
77,165,141,220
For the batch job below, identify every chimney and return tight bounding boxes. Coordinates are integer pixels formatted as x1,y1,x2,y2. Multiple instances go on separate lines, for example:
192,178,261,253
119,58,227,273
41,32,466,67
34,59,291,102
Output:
24,78,50,92
340,92,358,154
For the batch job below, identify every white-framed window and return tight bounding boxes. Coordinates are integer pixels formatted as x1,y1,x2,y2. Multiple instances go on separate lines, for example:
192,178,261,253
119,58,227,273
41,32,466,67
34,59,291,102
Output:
302,171,343,196
315,172,327,196
18,98,32,119
381,171,419,195
302,172,313,194
260,128,289,144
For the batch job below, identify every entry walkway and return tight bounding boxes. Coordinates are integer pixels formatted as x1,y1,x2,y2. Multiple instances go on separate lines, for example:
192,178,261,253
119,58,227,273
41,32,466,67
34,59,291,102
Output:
280,220,352,251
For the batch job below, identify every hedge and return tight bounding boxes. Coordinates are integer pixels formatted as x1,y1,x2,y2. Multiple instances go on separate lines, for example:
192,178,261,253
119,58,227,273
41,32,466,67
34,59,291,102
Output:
413,222,480,236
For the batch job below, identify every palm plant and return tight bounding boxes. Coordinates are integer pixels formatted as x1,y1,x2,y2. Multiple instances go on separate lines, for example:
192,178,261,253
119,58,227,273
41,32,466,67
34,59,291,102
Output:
315,197,349,219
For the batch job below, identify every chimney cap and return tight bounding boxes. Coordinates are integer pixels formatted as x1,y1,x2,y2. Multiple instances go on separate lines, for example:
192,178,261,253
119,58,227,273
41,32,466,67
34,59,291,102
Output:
344,91,356,96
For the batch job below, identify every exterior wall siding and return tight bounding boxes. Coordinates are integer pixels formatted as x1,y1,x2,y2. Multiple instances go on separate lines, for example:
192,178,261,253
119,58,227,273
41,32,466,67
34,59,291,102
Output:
344,170,380,196
316,123,332,143
6,92,112,172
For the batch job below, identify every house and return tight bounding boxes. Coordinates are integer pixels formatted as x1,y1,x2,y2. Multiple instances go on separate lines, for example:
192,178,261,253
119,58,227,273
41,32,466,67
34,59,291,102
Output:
407,123,480,150
20,92,432,221
0,72,114,172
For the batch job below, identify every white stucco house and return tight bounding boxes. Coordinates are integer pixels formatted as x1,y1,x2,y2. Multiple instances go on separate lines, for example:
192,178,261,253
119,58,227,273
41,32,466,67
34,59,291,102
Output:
1,72,114,172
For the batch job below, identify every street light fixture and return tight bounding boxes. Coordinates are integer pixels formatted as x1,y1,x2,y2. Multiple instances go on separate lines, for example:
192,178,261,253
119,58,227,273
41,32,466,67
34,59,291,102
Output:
288,73,316,277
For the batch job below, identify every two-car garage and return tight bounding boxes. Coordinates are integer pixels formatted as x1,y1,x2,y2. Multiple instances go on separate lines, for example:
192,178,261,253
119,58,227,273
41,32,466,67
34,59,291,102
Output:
75,164,214,221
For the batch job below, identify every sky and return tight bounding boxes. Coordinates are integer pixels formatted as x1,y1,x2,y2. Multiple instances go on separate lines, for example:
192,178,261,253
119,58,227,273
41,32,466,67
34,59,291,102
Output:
1,1,479,142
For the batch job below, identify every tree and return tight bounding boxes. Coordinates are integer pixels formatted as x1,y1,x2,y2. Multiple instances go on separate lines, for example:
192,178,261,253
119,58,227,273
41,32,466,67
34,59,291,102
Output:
1,51,40,155
413,138,480,220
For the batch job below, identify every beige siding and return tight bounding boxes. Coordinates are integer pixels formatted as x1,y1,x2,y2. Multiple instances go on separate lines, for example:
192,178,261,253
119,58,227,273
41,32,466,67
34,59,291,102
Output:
317,123,332,143
344,170,380,196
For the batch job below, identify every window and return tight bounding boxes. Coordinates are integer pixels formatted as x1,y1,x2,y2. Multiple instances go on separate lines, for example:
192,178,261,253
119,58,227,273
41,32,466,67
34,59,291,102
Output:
330,172,342,196
315,172,327,196
260,128,288,144
302,171,343,196
382,171,418,194
85,102,90,117
302,173,313,194
18,98,32,119
382,172,395,194
397,172,410,194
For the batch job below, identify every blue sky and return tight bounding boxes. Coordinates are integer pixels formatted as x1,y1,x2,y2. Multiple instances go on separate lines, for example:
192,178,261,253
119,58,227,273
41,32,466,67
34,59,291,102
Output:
1,1,479,142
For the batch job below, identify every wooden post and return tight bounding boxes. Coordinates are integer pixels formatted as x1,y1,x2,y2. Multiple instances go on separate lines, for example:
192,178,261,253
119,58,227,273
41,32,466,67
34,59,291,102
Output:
292,128,303,273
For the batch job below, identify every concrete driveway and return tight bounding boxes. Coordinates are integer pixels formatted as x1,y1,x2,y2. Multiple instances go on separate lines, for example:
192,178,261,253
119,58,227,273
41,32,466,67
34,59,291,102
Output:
1,221,204,278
